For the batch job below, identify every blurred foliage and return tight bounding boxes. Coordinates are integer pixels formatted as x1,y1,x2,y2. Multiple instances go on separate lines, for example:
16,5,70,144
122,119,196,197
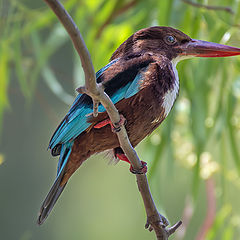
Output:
0,153,4,165
1,0,240,239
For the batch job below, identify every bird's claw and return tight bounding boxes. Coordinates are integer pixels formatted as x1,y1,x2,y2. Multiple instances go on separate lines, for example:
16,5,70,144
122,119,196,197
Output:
130,161,147,174
111,114,126,133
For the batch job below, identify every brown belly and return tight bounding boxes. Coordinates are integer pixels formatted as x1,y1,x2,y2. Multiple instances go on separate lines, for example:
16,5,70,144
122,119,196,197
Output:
62,87,165,183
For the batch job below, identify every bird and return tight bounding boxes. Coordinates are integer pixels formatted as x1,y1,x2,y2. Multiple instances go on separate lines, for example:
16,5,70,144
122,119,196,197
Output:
37,26,240,225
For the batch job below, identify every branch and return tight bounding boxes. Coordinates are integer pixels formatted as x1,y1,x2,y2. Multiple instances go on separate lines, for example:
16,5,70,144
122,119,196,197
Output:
43,0,182,239
182,0,234,14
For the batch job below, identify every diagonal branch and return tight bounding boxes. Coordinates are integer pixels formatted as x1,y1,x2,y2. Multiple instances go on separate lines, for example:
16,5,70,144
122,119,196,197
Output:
182,0,234,15
43,0,182,239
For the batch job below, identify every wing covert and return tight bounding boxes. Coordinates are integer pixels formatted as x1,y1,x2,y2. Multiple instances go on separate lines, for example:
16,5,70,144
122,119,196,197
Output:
49,58,151,149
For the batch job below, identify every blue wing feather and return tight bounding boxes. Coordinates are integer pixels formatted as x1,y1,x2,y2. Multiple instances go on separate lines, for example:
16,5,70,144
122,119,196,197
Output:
49,59,147,149
57,141,73,175
124,67,146,98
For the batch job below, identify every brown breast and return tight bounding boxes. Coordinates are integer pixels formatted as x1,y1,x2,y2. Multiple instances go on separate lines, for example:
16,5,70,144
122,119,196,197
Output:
61,60,174,184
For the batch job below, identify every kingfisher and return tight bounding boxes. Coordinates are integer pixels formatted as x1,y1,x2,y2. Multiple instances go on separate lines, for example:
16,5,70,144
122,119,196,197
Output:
38,26,240,225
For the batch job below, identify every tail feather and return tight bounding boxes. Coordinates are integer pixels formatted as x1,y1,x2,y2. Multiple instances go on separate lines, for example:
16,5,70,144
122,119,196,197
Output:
38,142,73,225
37,179,66,225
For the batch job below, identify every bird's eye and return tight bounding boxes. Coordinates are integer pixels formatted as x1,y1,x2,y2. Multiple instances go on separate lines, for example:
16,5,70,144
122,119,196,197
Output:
165,35,176,45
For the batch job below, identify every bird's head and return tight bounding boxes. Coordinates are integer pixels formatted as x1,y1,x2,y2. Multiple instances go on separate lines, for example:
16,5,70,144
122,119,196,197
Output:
111,26,240,63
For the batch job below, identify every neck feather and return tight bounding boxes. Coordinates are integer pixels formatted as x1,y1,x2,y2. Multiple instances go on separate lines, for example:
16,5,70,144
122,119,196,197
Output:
161,60,180,117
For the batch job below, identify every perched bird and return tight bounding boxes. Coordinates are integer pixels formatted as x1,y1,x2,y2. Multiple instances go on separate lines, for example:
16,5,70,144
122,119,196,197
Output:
38,26,240,224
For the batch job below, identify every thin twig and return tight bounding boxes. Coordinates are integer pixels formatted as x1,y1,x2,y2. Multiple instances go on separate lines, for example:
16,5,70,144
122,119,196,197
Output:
182,0,234,14
43,0,182,239
43,0,97,94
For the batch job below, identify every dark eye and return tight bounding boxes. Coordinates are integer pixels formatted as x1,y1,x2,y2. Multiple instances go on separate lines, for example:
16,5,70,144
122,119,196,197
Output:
165,35,176,44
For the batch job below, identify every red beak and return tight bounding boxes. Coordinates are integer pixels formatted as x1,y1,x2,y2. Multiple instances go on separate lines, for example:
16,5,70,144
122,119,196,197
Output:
178,39,240,57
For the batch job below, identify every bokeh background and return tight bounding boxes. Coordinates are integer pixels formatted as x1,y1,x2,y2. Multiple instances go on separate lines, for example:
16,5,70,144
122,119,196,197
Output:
1,0,240,239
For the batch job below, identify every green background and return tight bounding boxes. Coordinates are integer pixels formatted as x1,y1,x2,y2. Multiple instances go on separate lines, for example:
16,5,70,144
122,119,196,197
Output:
1,0,240,239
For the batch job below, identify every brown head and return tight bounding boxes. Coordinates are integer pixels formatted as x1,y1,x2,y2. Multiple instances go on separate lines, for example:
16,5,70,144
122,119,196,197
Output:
111,26,240,62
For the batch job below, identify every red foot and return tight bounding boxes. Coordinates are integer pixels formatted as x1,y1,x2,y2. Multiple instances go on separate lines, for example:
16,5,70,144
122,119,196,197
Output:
94,115,126,133
94,119,111,129
116,153,147,174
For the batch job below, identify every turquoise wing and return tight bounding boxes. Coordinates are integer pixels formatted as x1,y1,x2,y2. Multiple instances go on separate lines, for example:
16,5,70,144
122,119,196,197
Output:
49,59,148,150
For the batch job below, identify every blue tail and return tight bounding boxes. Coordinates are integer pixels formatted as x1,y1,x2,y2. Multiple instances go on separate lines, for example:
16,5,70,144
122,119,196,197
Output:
37,142,73,225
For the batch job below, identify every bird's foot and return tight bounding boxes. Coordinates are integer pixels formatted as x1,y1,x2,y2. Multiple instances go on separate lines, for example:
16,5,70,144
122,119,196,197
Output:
116,153,147,174
130,161,147,174
94,114,126,133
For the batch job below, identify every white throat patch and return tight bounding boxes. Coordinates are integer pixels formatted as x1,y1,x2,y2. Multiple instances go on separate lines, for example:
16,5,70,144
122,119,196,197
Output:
162,60,180,117
161,55,192,117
